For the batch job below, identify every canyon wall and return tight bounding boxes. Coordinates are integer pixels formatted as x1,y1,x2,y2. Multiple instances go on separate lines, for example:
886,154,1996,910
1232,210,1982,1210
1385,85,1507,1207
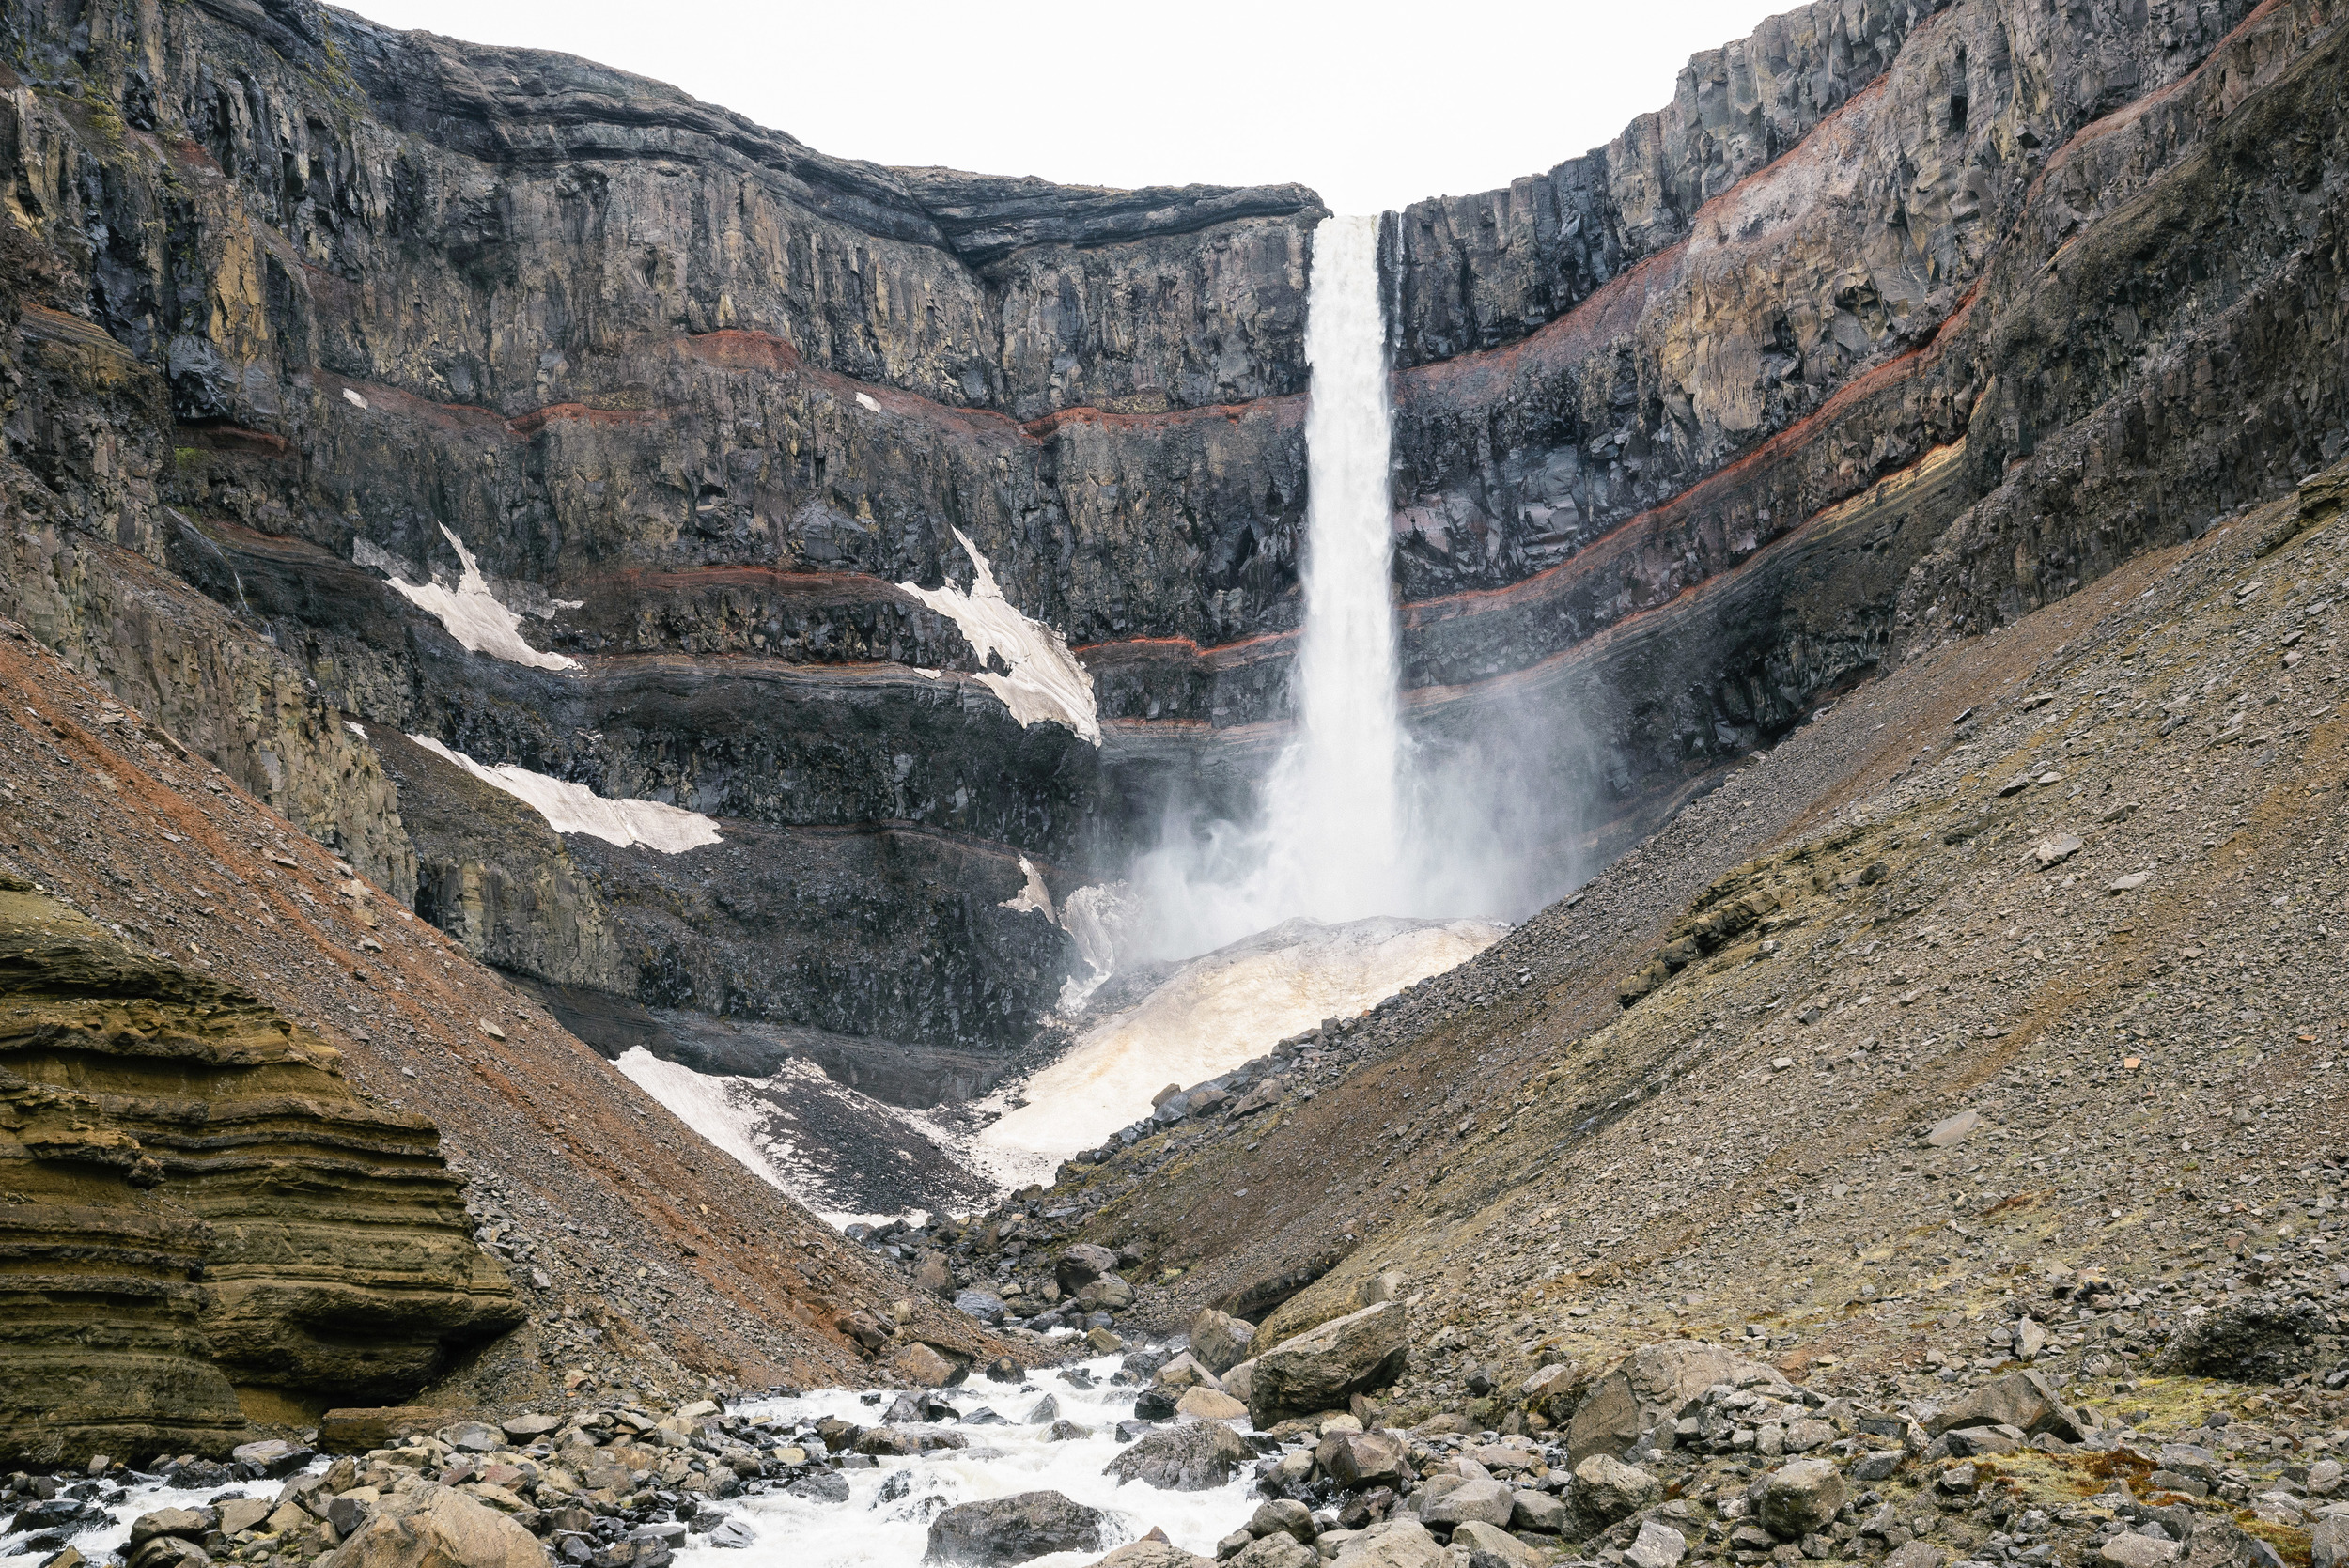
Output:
3,0,2343,1080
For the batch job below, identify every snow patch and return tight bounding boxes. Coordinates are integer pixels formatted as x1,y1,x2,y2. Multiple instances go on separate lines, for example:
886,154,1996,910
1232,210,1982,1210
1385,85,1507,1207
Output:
854,392,881,412
341,387,367,410
370,525,581,672
1001,857,1055,920
610,1047,984,1227
343,720,367,740
973,914,1502,1190
898,530,1099,744
408,735,722,853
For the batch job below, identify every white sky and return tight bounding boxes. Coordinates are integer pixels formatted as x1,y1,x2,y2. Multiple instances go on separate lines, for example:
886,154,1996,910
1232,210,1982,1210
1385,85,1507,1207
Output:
336,0,1799,215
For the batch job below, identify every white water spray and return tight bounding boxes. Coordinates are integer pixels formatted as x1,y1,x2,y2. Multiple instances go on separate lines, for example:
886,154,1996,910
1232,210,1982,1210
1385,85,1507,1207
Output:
1264,213,1408,921
1122,214,1582,965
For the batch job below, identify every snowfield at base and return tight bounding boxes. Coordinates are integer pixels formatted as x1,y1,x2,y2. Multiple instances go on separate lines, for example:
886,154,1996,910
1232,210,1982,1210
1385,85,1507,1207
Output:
898,530,1100,745
365,525,582,672
690,1355,1254,1568
404,735,723,853
975,914,1504,1190
611,1048,987,1226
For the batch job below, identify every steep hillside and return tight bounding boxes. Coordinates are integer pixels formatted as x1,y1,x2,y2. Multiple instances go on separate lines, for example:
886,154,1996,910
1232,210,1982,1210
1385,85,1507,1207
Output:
0,600,1007,1452
941,468,2349,1428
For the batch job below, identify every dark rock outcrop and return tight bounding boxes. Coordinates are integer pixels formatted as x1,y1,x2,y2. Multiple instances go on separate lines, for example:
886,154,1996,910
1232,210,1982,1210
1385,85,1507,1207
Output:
0,883,520,1466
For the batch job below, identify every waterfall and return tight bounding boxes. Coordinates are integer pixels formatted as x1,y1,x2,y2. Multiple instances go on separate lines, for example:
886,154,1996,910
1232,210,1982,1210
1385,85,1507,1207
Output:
1259,213,1408,922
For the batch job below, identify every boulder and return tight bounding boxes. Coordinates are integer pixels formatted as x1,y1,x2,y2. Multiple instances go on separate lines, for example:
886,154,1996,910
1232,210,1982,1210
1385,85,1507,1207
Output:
1246,1303,1408,1426
1090,1545,1213,1568
1153,1353,1222,1390
1057,1245,1120,1295
1330,1518,1442,1568
1626,1520,1688,1568
1418,1478,1514,1528
2310,1516,2347,1568
1077,1276,1135,1312
1510,1491,1568,1533
1175,1388,1248,1421
2099,1539,2182,1568
1315,1431,1407,1490
129,1511,217,1549
929,1493,1107,1566
1222,1360,1256,1409
1249,1500,1315,1545
1886,1545,1948,1568
1572,1454,1661,1528
896,1343,958,1387
1927,1371,2089,1443
1190,1308,1257,1375
1753,1459,1845,1540
319,1485,544,1568
913,1254,956,1299
1566,1341,1786,1463
786,1471,851,1504
1451,1521,1544,1568
1229,1538,1317,1568
1103,1421,1250,1491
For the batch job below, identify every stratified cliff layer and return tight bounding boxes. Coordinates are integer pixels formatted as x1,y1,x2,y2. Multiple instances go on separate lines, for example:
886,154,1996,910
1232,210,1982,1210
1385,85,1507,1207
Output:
0,618,1010,1427
0,879,519,1465
3,0,2344,1091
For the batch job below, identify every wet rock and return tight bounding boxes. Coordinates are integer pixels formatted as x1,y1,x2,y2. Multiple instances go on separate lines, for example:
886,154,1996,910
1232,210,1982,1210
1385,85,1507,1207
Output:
1245,1303,1408,1426
785,1471,852,1504
319,1485,544,1568
927,1491,1108,1566
1315,1431,1407,1490
1190,1308,1257,1375
1103,1421,1250,1491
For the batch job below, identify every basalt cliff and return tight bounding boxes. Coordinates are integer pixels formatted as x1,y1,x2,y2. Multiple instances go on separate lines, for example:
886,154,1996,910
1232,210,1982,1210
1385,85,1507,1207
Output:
0,0,2346,1442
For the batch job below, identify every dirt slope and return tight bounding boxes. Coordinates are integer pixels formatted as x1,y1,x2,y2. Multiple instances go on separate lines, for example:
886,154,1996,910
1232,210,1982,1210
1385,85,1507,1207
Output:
0,619,1004,1416
947,467,2349,1440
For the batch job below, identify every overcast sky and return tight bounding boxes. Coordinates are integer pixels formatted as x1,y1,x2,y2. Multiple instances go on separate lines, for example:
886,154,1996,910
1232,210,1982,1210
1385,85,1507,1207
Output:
336,0,1797,215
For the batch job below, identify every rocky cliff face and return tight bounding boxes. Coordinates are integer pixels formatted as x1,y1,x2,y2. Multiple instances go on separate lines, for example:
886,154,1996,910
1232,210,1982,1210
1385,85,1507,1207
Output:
0,880,519,1466
3,0,2342,1094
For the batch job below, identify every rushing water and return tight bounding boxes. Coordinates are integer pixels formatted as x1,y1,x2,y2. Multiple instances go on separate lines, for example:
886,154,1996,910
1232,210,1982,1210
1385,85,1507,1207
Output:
1133,213,1421,957
684,1353,1257,1568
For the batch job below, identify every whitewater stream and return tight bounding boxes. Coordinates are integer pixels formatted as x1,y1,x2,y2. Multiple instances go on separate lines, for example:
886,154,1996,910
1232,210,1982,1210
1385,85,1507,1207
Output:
689,1353,1257,1568
0,1354,1258,1568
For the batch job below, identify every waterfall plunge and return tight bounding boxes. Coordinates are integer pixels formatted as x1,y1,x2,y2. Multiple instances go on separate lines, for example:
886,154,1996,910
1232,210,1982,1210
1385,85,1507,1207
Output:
1262,213,1408,921
1129,215,1436,957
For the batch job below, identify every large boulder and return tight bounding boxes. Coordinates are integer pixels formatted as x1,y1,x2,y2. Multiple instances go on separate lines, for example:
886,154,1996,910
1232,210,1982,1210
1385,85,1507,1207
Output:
1246,1302,1408,1426
1452,1521,1545,1568
1566,1341,1786,1464
2310,1515,2346,1568
1057,1245,1120,1296
1927,1371,2089,1443
1315,1431,1407,1490
1230,1539,1317,1568
928,1492,1107,1566
1332,1519,1443,1568
1190,1308,1257,1375
1752,1459,1845,1540
319,1486,544,1568
1418,1478,1514,1528
1572,1454,1661,1529
1103,1421,1250,1491
1088,1545,1212,1568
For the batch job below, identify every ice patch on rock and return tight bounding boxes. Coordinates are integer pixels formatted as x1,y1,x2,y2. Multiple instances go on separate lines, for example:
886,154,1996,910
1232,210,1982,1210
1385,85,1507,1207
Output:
368,525,580,672
974,913,1502,1189
408,735,722,853
898,530,1099,744
854,391,881,412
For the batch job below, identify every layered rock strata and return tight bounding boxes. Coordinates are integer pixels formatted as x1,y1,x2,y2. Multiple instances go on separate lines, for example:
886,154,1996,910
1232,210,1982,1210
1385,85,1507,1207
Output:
0,881,520,1466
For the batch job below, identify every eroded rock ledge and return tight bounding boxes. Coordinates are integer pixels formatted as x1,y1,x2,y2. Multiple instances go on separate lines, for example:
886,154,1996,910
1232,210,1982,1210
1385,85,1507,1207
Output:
0,881,521,1467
